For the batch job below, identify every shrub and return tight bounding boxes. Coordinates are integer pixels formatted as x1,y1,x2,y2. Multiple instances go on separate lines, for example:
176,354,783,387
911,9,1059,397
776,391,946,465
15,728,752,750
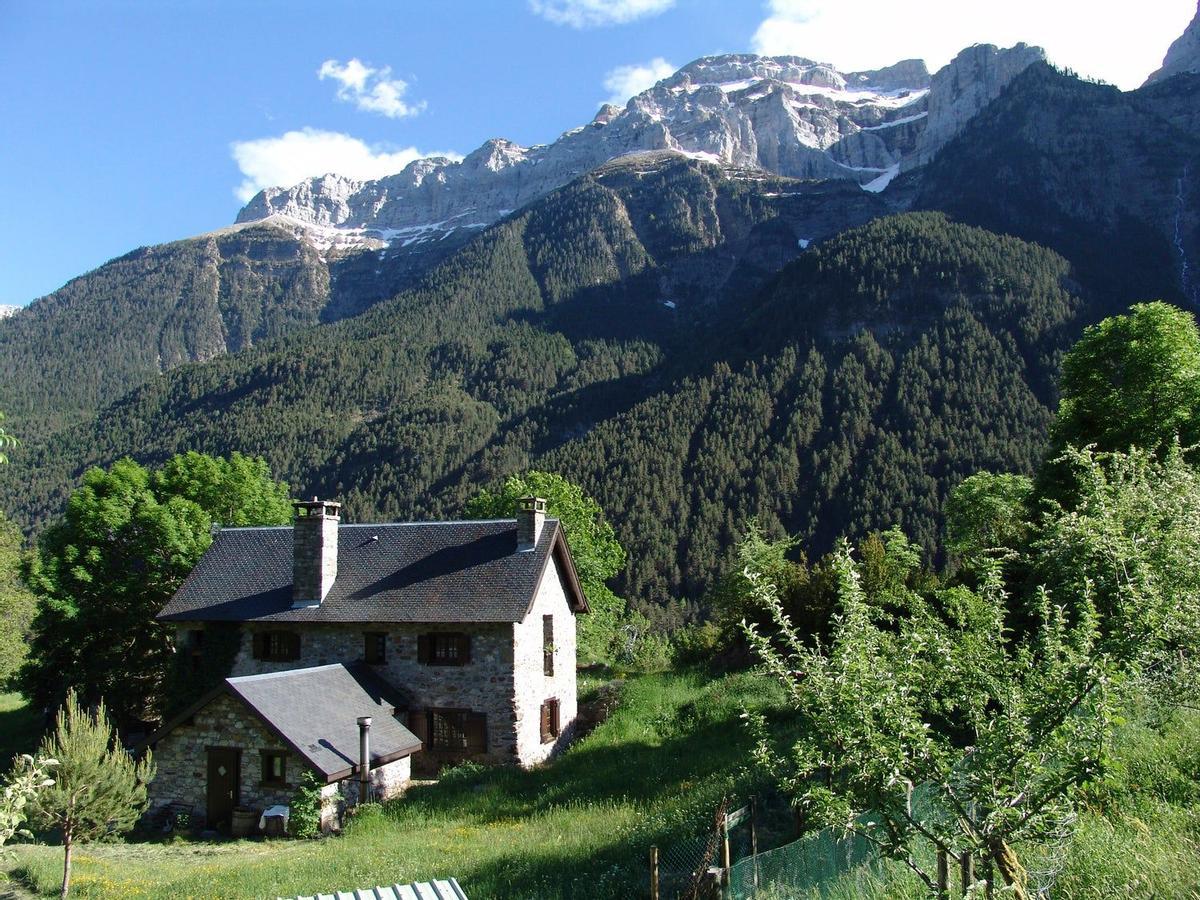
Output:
288,770,324,839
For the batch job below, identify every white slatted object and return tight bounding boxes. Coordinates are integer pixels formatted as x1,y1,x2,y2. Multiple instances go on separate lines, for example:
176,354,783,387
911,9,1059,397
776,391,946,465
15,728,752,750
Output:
290,878,467,900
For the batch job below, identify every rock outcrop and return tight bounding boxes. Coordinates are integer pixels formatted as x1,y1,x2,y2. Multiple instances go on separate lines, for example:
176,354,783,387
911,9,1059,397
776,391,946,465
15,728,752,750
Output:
236,47,1042,244
905,43,1047,170
1144,2,1200,86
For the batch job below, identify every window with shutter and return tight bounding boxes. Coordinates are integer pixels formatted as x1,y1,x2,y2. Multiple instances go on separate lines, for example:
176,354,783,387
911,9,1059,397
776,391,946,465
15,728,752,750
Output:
543,615,554,677
254,631,301,662
423,633,470,666
364,632,386,664
540,698,560,743
464,712,487,752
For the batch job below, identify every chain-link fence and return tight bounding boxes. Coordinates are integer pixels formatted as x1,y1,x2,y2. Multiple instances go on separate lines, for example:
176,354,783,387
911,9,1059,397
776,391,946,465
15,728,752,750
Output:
656,830,721,899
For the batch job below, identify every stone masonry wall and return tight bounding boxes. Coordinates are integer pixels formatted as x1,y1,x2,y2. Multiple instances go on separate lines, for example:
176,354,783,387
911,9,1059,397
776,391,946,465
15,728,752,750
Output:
224,622,520,765
148,694,411,832
513,559,579,765
149,694,302,828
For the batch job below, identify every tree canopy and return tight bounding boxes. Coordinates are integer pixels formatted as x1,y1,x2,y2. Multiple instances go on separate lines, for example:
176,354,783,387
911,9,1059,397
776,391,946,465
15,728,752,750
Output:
18,453,290,728
31,690,153,898
1050,301,1200,459
0,513,36,688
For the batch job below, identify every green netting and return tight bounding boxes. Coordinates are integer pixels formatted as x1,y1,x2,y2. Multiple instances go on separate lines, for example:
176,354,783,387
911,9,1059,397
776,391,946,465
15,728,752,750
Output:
727,825,881,899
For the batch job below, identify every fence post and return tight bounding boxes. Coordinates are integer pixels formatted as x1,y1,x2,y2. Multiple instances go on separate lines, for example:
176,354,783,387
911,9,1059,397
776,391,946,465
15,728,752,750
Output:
937,849,949,900
750,796,759,890
650,845,659,900
721,812,732,888
960,851,974,897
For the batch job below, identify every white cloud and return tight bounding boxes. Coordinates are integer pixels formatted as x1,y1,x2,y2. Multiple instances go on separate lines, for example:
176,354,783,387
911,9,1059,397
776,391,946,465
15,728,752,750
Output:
529,0,674,28
230,128,461,202
750,0,1197,91
318,58,426,119
603,57,676,105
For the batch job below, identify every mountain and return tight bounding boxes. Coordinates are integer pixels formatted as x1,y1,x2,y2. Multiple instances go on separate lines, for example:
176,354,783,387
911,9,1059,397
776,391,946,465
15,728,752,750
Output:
916,62,1200,310
4,26,1200,611
236,46,1043,246
0,306,17,319
2,155,1082,613
1145,1,1200,86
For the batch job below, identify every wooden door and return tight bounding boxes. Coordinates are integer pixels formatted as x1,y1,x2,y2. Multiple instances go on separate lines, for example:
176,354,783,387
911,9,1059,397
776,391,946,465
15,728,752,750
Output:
206,748,240,832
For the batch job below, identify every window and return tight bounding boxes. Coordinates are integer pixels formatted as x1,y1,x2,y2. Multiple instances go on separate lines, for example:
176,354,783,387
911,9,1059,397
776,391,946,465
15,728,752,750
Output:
261,750,287,786
421,709,487,752
540,698,560,744
543,615,554,677
186,629,205,674
364,632,387,664
417,633,470,666
252,631,300,662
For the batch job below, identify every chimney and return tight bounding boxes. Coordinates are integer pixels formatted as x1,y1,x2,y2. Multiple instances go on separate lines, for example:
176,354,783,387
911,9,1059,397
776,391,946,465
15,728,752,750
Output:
292,497,340,608
517,496,546,551
357,715,372,804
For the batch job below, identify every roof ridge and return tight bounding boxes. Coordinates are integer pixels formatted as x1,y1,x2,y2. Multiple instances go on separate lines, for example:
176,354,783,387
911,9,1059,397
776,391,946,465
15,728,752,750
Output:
215,518,560,531
227,663,346,684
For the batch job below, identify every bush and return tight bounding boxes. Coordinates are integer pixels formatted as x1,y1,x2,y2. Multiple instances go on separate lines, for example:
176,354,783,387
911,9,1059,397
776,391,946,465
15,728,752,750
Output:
288,770,323,838
671,621,723,667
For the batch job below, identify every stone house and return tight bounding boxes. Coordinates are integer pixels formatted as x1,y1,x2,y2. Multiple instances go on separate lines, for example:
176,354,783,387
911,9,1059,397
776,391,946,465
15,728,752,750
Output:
146,497,587,831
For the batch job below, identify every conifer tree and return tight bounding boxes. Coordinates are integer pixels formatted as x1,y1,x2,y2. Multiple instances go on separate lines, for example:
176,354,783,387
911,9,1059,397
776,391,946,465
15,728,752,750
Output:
31,691,154,899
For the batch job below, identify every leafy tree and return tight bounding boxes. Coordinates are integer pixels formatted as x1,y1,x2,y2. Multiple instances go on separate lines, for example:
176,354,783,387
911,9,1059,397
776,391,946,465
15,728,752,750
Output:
1,754,56,851
944,472,1033,564
19,454,290,728
742,445,1200,899
30,691,154,899
1049,301,1200,461
0,513,36,687
464,471,628,662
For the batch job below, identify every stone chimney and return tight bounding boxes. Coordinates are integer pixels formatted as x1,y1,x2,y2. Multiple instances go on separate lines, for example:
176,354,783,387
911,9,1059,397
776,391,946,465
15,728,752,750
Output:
517,496,546,551
292,498,340,607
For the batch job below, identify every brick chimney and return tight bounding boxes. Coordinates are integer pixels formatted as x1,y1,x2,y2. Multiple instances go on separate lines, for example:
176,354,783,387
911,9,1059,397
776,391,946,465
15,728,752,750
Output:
293,498,340,607
517,496,546,551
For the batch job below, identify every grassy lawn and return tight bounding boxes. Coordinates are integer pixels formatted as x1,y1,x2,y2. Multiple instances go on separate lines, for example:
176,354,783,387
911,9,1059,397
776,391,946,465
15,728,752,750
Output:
0,692,43,769
5,670,787,899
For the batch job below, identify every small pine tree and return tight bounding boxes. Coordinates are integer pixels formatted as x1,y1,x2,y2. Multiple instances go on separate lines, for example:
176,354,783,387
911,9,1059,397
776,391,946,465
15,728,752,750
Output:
30,691,154,899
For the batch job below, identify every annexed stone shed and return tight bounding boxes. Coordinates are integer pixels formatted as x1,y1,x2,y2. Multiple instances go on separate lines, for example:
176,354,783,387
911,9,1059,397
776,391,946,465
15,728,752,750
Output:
147,663,420,831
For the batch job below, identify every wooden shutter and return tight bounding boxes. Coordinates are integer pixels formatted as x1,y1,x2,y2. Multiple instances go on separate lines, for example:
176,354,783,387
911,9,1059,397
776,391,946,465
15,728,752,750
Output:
458,633,471,665
417,634,431,664
551,698,560,738
287,631,301,661
465,712,487,752
408,709,429,746
539,701,551,743
252,632,266,660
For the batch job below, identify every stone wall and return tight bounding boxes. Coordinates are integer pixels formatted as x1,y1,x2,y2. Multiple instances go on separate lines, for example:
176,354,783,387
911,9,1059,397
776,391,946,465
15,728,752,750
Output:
148,693,411,832
174,556,582,770
149,694,303,829
339,755,411,806
512,559,579,765
221,621,520,766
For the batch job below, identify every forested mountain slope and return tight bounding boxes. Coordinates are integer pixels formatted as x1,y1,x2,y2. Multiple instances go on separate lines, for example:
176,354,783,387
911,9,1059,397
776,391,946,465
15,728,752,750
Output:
915,63,1200,311
1,155,1083,609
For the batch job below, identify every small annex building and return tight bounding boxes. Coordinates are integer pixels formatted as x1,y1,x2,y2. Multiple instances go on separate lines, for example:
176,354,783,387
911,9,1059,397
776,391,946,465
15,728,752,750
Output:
146,496,587,831
149,663,420,831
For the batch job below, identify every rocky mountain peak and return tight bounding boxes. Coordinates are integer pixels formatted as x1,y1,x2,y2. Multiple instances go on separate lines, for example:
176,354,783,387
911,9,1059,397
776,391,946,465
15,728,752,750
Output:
1144,2,1200,86
233,46,1043,249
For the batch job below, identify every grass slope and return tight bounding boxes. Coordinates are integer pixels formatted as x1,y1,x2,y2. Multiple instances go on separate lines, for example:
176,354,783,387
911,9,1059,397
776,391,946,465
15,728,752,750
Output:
0,693,43,770
7,671,785,899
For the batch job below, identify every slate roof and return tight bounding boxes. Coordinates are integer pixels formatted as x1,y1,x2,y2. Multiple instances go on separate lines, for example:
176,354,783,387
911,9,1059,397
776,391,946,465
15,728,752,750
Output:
158,518,586,624
151,664,421,781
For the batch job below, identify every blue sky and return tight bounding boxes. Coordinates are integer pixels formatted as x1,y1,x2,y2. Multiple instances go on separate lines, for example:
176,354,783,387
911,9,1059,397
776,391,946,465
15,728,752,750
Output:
2,0,1195,306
